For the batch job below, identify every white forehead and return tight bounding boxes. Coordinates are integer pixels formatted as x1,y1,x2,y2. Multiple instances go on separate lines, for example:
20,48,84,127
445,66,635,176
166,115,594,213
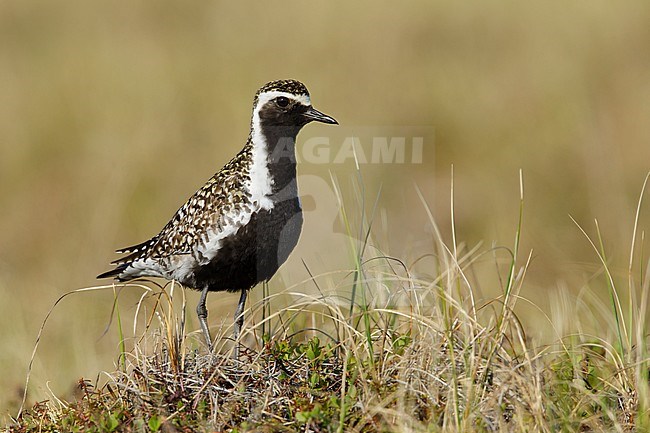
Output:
256,91,311,108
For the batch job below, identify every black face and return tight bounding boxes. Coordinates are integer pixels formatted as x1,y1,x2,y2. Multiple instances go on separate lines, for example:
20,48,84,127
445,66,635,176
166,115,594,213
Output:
258,96,310,128
258,96,338,129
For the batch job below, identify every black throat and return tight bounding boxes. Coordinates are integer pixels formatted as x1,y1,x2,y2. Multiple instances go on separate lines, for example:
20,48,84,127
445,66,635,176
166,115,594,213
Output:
260,124,301,195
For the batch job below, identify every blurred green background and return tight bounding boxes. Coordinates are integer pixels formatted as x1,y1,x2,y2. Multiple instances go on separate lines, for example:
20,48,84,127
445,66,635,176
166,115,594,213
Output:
1,0,649,417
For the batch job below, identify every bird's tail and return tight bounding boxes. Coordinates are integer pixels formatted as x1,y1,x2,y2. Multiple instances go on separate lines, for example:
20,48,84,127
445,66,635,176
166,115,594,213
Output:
97,263,129,280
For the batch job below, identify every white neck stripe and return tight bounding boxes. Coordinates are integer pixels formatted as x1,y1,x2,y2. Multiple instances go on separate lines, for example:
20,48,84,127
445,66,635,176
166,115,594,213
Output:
246,91,310,211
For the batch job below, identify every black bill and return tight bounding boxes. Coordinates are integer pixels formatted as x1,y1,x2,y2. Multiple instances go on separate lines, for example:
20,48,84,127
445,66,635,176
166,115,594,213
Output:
302,106,338,125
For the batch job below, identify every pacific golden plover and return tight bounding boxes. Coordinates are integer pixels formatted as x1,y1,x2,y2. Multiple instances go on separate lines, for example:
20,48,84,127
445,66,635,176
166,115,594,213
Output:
98,79,338,350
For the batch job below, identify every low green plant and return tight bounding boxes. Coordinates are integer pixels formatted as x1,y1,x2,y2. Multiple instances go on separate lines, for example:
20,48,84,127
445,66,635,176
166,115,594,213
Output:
8,173,650,432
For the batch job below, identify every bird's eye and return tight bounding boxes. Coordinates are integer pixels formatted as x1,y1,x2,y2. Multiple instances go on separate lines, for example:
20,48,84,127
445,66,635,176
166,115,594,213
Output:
276,96,290,108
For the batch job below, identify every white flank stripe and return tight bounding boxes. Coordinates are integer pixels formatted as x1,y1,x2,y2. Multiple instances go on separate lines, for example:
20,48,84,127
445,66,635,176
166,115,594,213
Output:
121,258,166,279
195,203,254,264
169,255,199,282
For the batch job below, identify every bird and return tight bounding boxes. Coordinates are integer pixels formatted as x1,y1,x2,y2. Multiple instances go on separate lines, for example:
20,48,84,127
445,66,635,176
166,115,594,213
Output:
98,79,337,351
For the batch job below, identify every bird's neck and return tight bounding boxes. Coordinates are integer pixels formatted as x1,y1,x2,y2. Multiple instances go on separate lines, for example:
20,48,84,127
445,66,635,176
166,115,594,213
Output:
248,123,300,205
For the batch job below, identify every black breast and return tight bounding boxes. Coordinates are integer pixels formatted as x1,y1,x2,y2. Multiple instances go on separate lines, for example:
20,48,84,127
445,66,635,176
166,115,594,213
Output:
194,197,303,293
195,124,303,293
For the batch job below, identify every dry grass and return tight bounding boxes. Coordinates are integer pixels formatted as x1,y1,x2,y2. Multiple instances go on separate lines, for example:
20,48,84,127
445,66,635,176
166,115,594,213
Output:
2,2,650,429
2,0,650,418
8,174,649,432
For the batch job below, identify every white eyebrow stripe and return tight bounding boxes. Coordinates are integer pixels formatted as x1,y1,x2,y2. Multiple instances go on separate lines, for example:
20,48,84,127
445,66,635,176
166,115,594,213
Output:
256,91,311,108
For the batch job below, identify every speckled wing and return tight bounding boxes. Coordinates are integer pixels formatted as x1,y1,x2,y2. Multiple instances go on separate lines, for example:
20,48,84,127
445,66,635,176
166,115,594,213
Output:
98,148,255,281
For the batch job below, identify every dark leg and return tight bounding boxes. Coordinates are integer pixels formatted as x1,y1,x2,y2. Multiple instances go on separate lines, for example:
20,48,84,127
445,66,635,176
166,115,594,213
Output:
233,288,248,358
196,285,213,350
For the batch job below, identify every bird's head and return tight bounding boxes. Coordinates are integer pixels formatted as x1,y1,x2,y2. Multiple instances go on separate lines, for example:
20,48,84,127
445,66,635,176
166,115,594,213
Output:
252,79,338,130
